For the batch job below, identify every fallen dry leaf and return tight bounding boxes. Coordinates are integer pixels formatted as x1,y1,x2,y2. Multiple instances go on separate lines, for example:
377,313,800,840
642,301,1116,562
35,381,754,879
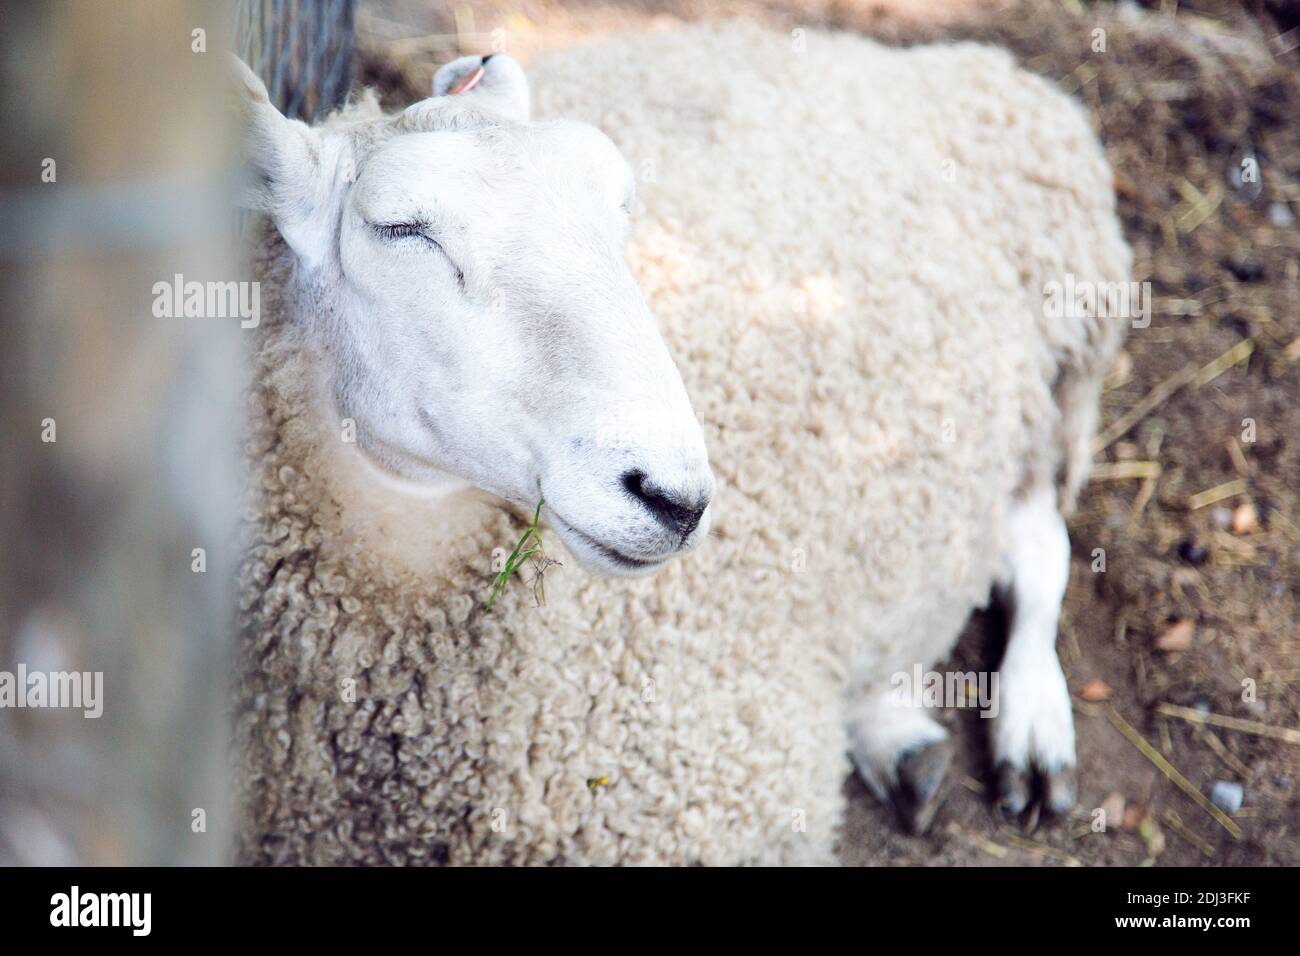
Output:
1101,791,1126,829
1139,815,1167,859
1155,619,1196,652
1231,501,1259,535
1081,679,1113,702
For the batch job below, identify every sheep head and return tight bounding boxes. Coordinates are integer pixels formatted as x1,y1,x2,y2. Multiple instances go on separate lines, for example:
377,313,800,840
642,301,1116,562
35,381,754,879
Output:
234,54,714,577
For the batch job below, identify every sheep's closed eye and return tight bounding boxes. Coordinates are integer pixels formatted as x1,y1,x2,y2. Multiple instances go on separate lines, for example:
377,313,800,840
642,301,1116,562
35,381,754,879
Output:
371,221,466,289
373,222,428,241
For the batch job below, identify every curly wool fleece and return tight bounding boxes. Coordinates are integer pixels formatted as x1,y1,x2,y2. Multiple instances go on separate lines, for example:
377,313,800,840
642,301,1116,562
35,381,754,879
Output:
236,21,1129,865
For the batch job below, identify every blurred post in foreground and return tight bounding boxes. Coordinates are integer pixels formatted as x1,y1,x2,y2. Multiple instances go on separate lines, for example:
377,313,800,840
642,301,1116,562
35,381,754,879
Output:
0,1,241,864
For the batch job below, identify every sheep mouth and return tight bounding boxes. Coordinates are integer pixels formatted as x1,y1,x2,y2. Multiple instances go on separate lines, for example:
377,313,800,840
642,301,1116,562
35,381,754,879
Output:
547,511,670,573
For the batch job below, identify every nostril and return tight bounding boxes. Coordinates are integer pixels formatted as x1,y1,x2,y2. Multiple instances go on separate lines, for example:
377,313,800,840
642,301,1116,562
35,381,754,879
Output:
620,470,709,539
621,469,648,501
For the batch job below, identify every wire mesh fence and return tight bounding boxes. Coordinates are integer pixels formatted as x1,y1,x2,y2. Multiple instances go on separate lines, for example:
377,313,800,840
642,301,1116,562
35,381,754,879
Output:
235,0,357,122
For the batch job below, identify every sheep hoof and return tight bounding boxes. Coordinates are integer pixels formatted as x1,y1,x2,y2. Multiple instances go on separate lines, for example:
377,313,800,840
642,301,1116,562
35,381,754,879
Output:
994,762,1032,817
891,738,952,834
995,762,1076,821
1041,766,1077,816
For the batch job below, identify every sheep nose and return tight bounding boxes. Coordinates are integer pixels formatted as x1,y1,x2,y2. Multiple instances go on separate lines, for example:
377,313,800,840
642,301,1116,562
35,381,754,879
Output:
621,469,710,538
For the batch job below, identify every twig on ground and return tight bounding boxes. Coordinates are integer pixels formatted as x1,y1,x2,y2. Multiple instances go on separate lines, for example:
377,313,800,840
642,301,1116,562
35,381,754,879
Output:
1090,460,1161,481
1193,338,1255,387
1106,705,1244,839
1002,833,1084,866
1197,727,1252,779
1162,810,1216,857
1093,363,1199,452
1188,478,1249,510
945,822,1010,860
1155,702,1300,745
1093,339,1255,453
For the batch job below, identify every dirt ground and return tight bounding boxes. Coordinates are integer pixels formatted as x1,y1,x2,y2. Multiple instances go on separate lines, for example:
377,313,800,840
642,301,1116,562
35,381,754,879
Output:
357,0,1300,865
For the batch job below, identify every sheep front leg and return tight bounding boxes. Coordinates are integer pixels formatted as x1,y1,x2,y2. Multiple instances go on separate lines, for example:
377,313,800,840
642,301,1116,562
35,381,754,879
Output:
847,686,952,834
991,486,1077,817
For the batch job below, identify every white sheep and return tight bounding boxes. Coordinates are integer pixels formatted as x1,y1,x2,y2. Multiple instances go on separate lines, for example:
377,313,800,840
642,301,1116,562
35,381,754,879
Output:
234,20,1129,865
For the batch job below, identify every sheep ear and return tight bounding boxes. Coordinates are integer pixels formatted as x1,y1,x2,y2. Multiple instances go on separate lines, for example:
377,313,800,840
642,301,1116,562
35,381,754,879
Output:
231,55,331,267
433,54,529,123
